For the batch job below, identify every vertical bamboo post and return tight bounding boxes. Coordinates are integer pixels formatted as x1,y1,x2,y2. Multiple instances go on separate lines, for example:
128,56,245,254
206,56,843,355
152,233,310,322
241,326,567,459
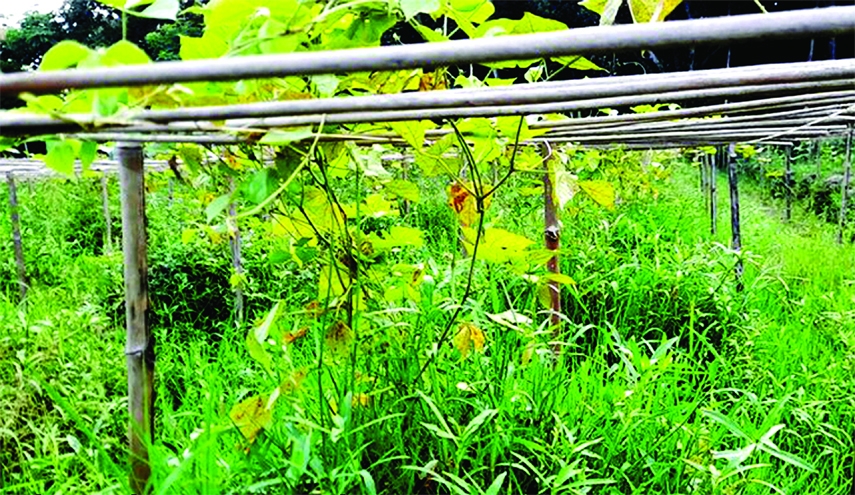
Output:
710,149,717,236
228,178,244,323
837,125,853,244
785,145,794,222
6,173,27,301
727,144,743,292
703,154,710,216
101,172,113,255
118,143,154,495
541,142,562,355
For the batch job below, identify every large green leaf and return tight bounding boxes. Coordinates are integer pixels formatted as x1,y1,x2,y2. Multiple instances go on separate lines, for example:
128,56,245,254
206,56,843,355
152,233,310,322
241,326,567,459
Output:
179,34,229,60
384,179,421,203
103,40,152,66
578,180,616,210
390,120,434,151
43,140,76,177
39,41,93,71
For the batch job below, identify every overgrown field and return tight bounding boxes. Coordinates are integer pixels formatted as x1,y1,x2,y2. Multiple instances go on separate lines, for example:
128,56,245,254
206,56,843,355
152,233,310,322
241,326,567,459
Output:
1,148,854,494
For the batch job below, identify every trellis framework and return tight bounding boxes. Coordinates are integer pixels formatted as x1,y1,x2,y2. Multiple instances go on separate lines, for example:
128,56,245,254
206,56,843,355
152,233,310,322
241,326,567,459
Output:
1,6,854,494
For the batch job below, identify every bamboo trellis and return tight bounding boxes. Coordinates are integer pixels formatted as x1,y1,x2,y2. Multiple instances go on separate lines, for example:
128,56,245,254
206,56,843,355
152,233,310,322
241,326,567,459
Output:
1,6,853,494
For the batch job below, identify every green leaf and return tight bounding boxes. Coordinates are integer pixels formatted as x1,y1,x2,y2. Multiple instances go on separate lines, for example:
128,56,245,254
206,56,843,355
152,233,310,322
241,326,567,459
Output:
414,24,449,42
103,40,152,66
260,128,314,145
206,193,232,223
372,226,424,250
78,141,98,171
39,41,93,71
390,121,434,151
244,168,277,205
553,55,605,71
246,328,273,373
449,0,494,25
254,301,281,344
44,140,76,177
400,0,441,20
126,0,180,20
462,228,534,264
460,408,497,442
702,409,751,441
179,34,229,60
359,470,378,495
484,472,507,495
311,75,339,98
415,133,456,177
384,179,420,203
578,180,616,210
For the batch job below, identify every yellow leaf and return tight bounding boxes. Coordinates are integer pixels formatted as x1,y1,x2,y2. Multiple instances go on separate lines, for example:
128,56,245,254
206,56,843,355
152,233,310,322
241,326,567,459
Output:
229,394,274,445
629,0,683,23
453,323,486,359
447,182,480,227
521,340,535,366
279,368,307,395
352,393,371,408
578,180,616,211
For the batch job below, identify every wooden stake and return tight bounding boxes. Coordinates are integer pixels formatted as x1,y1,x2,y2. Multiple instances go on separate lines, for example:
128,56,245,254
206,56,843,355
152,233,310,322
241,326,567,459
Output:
101,172,113,255
541,143,562,354
6,173,27,301
727,144,743,292
118,143,154,495
838,125,853,244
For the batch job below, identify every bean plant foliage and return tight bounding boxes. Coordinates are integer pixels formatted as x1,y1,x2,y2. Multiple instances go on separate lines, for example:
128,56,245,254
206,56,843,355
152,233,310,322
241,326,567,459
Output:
6,0,832,493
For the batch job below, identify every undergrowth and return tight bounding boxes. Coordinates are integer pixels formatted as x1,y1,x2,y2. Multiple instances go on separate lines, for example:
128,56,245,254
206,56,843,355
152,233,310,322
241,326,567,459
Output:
0,154,853,495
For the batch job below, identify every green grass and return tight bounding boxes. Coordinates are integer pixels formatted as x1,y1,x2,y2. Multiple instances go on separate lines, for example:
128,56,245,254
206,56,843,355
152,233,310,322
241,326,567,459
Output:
1,155,854,494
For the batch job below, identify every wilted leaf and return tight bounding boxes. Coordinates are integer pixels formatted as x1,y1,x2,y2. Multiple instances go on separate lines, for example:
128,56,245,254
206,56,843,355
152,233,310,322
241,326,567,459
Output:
229,394,274,444
282,327,308,345
279,368,307,395
447,182,490,227
325,320,354,357
453,323,486,358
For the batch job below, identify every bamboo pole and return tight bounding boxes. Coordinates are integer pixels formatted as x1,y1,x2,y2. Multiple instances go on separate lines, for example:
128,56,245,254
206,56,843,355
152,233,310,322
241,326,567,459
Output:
785,145,794,222
229,178,244,323
837,125,853,244
3,6,854,95
710,150,718,236
101,172,113,255
117,143,154,495
541,143,562,355
6,172,27,301
727,144,743,292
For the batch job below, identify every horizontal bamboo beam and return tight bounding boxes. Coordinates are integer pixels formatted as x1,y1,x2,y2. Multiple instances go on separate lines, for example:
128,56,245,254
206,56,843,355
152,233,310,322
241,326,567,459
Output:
1,62,854,137
2,6,853,95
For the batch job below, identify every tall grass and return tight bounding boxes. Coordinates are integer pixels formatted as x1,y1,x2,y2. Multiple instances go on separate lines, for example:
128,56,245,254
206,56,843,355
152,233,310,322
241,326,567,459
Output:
1,157,853,494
